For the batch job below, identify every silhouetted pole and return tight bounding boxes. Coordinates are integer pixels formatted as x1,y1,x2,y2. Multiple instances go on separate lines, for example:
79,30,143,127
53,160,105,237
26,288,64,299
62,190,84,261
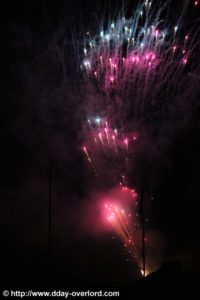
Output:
140,190,145,276
142,206,145,277
48,168,52,274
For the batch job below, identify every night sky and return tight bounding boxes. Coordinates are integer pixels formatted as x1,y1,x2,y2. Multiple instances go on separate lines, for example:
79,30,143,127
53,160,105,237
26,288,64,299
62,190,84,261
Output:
1,0,200,298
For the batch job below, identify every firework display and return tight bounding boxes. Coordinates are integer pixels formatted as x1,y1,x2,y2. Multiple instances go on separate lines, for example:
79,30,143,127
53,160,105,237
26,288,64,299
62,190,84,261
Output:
80,0,200,275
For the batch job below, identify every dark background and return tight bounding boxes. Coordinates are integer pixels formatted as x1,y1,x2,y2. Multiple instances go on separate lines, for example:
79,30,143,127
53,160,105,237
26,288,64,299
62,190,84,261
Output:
1,0,200,297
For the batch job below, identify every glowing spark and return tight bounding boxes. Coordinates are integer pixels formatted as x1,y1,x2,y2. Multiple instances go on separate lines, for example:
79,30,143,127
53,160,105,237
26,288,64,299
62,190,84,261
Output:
183,58,187,64
173,45,177,52
83,60,91,69
141,269,145,276
95,117,101,125
110,76,114,83
82,146,90,160
111,23,115,29
98,132,104,144
174,26,178,33
124,138,129,151
104,127,110,144
84,48,87,56
105,34,110,41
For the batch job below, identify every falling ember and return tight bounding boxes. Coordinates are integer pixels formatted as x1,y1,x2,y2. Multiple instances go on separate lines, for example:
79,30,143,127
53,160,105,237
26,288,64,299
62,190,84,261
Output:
82,146,97,175
104,127,110,144
95,117,101,126
110,76,114,84
82,146,92,162
84,48,87,56
124,138,129,151
87,119,92,128
82,146,88,155
183,58,187,64
174,26,178,33
98,132,104,145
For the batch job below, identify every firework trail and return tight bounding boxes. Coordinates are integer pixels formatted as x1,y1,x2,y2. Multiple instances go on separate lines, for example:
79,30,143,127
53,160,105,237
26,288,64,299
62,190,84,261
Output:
79,0,200,274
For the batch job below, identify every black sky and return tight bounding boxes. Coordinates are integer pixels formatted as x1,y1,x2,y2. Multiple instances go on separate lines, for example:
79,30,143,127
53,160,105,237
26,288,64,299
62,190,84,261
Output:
1,0,200,296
